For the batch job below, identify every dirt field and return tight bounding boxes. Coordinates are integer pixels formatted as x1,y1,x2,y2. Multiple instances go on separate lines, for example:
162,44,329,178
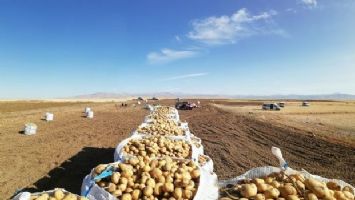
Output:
212,100,355,146
0,100,354,199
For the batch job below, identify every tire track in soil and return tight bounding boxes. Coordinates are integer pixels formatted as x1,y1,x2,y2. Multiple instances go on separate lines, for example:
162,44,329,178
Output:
179,105,355,185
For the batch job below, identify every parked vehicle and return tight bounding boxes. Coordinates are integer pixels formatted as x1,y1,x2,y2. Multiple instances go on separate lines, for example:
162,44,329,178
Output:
262,103,281,111
278,102,285,107
302,101,310,106
175,101,193,110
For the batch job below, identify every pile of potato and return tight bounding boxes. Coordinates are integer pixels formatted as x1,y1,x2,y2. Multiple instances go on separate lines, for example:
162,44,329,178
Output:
153,106,176,115
146,113,173,121
219,172,354,200
137,120,184,136
122,136,191,159
93,157,200,200
29,189,88,200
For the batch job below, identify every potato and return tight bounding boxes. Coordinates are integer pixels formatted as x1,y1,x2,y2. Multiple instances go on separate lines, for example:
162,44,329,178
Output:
287,195,300,200
144,186,154,196
174,187,183,199
265,188,280,199
163,182,175,192
121,193,132,200
257,183,272,193
296,180,305,190
183,189,193,199
343,186,354,194
191,169,200,179
264,177,274,184
271,180,281,188
94,164,107,174
305,179,330,198
279,185,297,198
131,189,141,200
306,192,318,200
112,189,122,197
36,194,50,200
62,194,76,200
54,189,65,200
240,183,258,198
327,182,341,191
255,193,266,200
253,178,265,184
343,191,354,200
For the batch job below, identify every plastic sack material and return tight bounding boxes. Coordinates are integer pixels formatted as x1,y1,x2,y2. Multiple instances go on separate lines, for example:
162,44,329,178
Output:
85,107,91,113
113,134,203,162
12,189,80,200
81,161,219,200
86,111,94,119
45,112,54,121
24,123,37,135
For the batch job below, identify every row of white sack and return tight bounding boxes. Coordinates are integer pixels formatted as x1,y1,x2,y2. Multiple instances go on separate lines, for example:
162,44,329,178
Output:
113,134,214,173
80,159,219,200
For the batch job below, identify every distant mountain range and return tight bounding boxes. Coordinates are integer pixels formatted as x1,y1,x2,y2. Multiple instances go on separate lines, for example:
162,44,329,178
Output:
71,92,355,100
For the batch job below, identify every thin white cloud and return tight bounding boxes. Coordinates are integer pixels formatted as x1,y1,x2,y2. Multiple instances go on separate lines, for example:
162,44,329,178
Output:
301,0,317,8
187,8,283,45
147,48,198,64
175,35,181,42
161,72,208,81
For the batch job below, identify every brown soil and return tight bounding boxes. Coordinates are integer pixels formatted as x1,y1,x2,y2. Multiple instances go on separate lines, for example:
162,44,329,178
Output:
0,100,354,199
178,104,355,183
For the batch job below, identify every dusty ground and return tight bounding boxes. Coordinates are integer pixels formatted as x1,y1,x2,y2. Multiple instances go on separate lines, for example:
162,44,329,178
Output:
212,100,355,146
0,100,354,199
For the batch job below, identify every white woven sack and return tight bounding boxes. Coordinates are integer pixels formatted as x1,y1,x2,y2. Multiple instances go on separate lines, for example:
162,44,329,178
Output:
113,135,203,162
81,161,219,200
85,107,91,113
86,111,94,118
45,112,54,121
24,123,37,135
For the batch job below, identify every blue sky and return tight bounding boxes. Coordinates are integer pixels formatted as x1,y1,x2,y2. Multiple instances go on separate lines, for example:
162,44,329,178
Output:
0,0,354,98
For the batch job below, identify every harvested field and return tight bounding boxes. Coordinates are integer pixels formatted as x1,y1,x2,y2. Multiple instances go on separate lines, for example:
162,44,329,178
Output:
0,100,354,199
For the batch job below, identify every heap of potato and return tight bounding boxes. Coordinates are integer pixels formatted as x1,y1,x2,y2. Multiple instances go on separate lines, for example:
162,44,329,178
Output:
137,120,184,136
219,172,354,200
29,189,88,200
93,157,200,200
122,136,191,159
153,106,176,116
